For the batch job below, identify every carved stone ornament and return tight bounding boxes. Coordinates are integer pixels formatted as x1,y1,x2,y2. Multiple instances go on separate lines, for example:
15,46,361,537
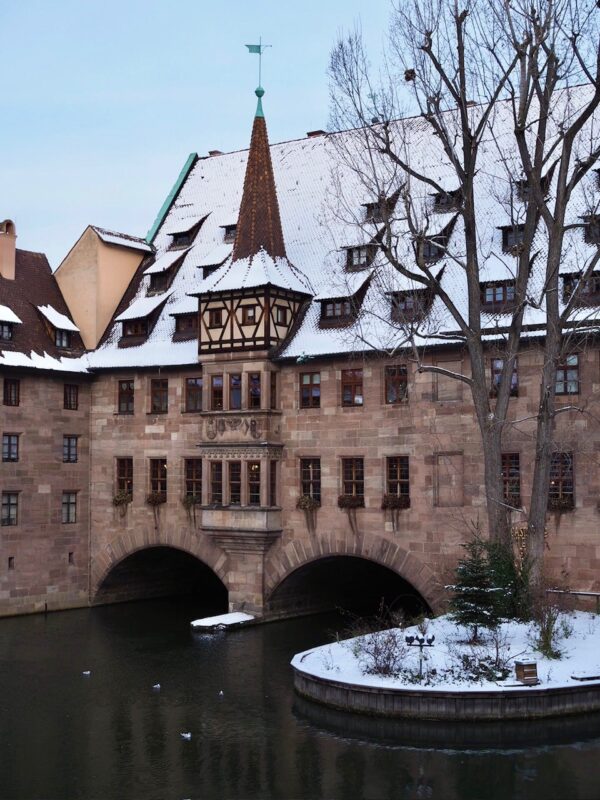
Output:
204,416,264,441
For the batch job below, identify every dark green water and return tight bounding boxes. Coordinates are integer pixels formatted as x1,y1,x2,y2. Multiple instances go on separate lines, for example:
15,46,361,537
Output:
0,599,599,800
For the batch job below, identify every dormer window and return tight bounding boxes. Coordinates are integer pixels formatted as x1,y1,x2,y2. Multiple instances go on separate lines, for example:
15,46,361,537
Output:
0,323,13,341
501,225,525,253
415,234,447,263
346,245,376,271
320,299,353,327
563,271,600,305
390,289,432,323
55,329,71,348
481,281,516,311
363,194,397,224
514,179,531,203
168,219,203,249
149,272,170,294
433,188,462,212
123,319,148,338
173,314,198,340
583,215,600,244
222,224,237,243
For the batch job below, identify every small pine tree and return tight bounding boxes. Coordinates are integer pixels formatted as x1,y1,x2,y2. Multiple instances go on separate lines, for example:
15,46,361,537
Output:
447,535,502,642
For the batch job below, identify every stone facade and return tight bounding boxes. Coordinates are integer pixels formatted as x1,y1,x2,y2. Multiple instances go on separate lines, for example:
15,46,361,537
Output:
0,371,90,615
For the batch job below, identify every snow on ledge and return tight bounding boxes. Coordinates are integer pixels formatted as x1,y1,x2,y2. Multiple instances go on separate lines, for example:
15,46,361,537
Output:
190,612,255,629
37,304,79,331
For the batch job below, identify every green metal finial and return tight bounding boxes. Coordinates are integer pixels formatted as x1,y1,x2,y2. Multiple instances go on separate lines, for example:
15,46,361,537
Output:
255,85,265,117
245,37,271,116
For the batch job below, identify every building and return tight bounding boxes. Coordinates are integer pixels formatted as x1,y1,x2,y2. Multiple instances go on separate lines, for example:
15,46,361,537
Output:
1,86,599,618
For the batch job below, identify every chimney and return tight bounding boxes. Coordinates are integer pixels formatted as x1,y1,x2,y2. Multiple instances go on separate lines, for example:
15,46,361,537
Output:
306,130,326,138
0,220,17,281
208,150,223,157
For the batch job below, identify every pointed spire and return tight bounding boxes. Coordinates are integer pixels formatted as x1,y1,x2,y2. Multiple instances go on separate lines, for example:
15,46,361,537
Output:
232,87,287,262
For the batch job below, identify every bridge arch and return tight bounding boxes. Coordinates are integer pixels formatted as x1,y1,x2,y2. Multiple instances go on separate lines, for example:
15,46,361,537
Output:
265,532,444,615
91,529,228,606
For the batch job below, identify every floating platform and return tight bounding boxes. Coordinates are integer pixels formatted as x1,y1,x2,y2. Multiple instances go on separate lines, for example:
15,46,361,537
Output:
190,611,255,632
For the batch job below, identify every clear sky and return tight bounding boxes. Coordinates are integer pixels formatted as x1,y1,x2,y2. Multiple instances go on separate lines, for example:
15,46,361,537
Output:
0,0,391,268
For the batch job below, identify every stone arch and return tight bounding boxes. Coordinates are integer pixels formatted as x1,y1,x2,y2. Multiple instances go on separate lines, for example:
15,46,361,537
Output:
265,531,445,614
91,527,228,600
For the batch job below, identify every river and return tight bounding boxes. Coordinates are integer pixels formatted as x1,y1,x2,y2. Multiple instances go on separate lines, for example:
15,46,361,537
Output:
0,598,599,800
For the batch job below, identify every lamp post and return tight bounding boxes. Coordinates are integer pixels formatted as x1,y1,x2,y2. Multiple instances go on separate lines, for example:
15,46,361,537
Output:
405,634,435,681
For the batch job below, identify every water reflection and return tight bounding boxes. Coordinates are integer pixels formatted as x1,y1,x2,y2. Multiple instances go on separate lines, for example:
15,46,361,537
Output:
0,602,598,800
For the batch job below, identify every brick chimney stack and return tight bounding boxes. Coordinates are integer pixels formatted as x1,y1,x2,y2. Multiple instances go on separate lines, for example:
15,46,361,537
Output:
0,220,17,280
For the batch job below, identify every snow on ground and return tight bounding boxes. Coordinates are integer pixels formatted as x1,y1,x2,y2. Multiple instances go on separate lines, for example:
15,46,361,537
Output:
190,612,254,629
291,612,600,692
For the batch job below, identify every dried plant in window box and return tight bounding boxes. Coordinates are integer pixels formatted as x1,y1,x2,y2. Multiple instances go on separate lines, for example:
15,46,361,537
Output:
182,494,201,526
547,495,574,512
338,494,363,536
381,493,410,533
146,491,166,527
112,491,132,518
297,494,320,534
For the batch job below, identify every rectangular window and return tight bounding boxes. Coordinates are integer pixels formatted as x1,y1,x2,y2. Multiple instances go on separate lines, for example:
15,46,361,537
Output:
481,282,516,308
346,245,375,270
64,384,79,410
223,224,237,243
270,371,277,410
123,319,148,337
2,434,19,462
150,378,168,413
434,452,464,507
185,377,203,412
208,308,223,328
116,457,133,495
275,306,288,325
269,460,277,507
229,374,242,410
247,461,261,506
385,366,408,404
210,462,223,505
502,453,521,506
149,271,170,294
55,329,71,348
118,380,134,414
502,226,525,252
248,373,261,409
556,355,579,395
420,235,446,262
386,456,410,499
342,457,364,498
62,492,77,524
211,375,224,410
185,458,202,500
490,358,518,397
341,369,363,407
1,492,18,526
390,290,431,323
149,459,167,498
63,435,78,463
300,458,321,502
228,461,241,505
3,379,19,407
584,215,600,244
300,372,320,408
322,300,352,320
241,306,256,325
0,323,13,341
175,314,198,335
549,453,574,510
563,272,600,306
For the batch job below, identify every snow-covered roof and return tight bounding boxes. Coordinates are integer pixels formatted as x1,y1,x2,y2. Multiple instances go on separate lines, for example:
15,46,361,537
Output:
92,226,153,253
0,349,87,372
114,292,172,322
143,247,190,275
88,85,600,368
0,304,22,324
37,304,80,332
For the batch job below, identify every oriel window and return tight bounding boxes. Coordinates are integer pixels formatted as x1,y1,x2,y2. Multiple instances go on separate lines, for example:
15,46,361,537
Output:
211,375,224,410
185,458,202,500
229,374,242,410
210,462,223,505
228,461,241,505
248,373,261,409
248,461,261,506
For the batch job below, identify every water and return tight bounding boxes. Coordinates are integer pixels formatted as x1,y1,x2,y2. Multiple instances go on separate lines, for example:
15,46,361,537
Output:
0,599,599,800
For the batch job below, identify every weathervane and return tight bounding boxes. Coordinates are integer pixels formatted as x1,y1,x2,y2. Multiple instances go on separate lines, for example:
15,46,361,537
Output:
245,37,271,88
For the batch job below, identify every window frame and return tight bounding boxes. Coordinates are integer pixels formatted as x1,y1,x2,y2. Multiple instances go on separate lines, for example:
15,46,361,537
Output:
210,461,223,505
384,365,408,405
300,458,321,502
248,373,261,410
490,358,519,398
228,460,241,505
208,308,223,328
2,433,19,462
211,375,224,411
555,354,579,396
116,457,133,496
61,491,77,524
549,452,574,509
386,456,410,500
62,435,78,463
184,458,202,500
64,384,79,411
247,461,261,506
185,376,203,412
149,458,167,499
299,372,321,409
501,452,521,506
3,378,20,407
341,457,365,498
229,373,242,410
275,306,288,325
241,305,257,326
118,380,134,415
341,369,364,407
1,492,18,526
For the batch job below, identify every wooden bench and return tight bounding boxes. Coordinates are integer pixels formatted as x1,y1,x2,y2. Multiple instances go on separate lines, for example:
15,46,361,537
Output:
546,589,600,613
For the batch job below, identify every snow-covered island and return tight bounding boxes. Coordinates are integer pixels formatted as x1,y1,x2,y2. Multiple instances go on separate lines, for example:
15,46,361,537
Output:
190,611,255,631
291,612,600,720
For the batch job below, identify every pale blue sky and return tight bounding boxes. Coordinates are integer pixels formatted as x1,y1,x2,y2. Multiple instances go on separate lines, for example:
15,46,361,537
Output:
1,0,391,268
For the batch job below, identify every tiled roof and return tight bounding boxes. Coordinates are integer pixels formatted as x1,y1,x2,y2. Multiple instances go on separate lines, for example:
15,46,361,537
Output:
0,249,87,371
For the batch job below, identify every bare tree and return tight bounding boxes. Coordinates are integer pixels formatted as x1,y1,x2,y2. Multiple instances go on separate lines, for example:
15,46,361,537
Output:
328,0,600,591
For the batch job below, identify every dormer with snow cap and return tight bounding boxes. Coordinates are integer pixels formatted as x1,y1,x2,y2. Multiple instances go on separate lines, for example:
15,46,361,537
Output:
194,86,313,355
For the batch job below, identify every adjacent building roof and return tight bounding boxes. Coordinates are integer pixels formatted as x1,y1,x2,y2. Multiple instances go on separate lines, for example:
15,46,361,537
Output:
91,226,154,253
37,304,80,331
